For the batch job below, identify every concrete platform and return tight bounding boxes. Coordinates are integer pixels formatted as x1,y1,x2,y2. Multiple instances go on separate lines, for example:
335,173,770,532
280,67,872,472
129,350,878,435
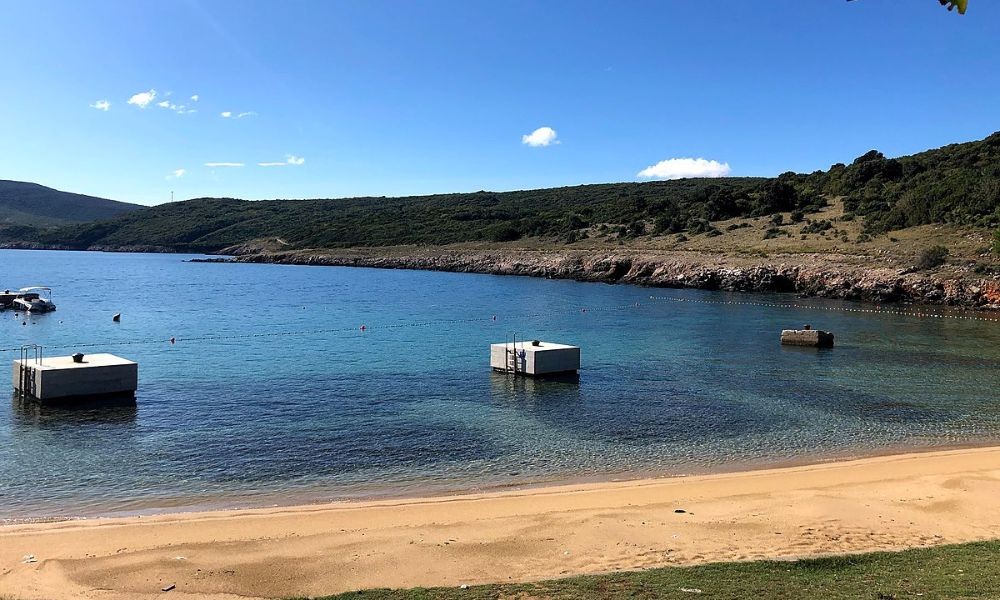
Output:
780,329,835,348
491,341,580,376
13,353,138,402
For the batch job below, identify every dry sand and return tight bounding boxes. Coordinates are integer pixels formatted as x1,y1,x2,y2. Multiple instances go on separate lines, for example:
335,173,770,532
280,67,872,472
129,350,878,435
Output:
2,446,1000,600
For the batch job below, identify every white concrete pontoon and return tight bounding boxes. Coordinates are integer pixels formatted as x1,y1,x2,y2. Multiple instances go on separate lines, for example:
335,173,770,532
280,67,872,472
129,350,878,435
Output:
491,339,580,376
14,352,137,403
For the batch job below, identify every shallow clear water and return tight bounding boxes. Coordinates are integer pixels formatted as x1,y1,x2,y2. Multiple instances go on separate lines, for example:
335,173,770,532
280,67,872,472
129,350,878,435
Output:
1,249,998,521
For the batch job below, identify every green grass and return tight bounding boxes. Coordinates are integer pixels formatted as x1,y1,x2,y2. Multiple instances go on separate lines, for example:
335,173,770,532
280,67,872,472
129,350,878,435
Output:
307,541,1000,600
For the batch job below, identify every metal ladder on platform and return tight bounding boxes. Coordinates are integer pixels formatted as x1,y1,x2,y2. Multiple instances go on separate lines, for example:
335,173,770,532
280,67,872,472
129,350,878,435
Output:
18,344,42,399
505,333,522,376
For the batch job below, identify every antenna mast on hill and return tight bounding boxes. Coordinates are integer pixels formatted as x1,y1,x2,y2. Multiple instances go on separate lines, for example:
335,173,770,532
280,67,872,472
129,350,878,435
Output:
171,191,174,202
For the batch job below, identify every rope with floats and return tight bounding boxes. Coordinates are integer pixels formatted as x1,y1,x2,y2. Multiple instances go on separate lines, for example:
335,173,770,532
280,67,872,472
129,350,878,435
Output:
646,295,1000,323
3,294,997,354
0,301,649,353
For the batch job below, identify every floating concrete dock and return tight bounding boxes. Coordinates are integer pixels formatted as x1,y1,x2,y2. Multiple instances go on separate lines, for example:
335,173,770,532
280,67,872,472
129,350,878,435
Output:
780,328,835,348
491,340,580,376
0,290,17,309
14,352,138,403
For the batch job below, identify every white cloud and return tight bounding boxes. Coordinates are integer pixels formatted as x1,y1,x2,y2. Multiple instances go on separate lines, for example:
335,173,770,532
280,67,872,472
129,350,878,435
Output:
258,154,305,167
127,89,157,108
157,99,196,114
90,99,111,111
204,162,245,167
190,94,199,102
521,126,559,147
236,111,256,118
221,110,256,119
220,111,232,118
636,157,731,180
166,168,186,180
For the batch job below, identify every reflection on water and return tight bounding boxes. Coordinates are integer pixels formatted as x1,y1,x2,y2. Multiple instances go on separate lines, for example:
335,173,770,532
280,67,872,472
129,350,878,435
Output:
488,371,581,402
11,394,137,428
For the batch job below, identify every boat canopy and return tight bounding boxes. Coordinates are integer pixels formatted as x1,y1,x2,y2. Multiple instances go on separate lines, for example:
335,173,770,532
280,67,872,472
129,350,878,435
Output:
18,286,52,293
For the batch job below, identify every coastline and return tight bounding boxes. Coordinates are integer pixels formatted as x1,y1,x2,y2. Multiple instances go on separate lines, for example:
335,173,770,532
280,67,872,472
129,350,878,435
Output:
197,246,1000,309
3,244,998,309
6,436,999,527
3,446,1000,599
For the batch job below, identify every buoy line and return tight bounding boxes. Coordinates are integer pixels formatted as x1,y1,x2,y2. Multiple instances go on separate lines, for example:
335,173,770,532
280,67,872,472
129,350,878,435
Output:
646,295,1000,323
0,301,647,353
6,294,993,355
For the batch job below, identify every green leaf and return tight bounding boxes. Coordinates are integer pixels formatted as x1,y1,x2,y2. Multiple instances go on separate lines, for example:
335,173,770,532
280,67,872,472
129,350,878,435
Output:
939,0,968,14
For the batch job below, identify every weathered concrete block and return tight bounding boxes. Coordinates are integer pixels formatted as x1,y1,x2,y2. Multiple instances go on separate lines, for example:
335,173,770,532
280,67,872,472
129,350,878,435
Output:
780,329,835,348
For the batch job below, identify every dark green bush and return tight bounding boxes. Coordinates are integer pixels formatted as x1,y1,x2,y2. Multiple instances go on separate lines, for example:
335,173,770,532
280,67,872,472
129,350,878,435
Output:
916,245,950,270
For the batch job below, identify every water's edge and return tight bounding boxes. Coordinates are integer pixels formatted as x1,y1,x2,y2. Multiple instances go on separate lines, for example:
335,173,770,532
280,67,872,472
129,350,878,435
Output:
195,247,1000,309
5,439,997,526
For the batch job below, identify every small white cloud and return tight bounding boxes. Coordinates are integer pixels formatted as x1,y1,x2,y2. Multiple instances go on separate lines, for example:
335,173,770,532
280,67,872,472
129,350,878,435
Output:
221,110,255,119
258,154,305,167
166,168,186,180
220,111,232,118
521,126,559,147
90,99,111,111
190,94,199,102
204,162,245,167
636,157,731,180
236,111,256,119
127,89,157,108
157,99,196,114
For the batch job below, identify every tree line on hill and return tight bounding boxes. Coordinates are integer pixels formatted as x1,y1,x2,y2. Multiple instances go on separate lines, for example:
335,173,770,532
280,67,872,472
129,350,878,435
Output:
1,131,998,254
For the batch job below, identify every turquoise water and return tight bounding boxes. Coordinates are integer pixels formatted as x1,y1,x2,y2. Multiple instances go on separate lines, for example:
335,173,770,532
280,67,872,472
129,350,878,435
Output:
1,249,999,521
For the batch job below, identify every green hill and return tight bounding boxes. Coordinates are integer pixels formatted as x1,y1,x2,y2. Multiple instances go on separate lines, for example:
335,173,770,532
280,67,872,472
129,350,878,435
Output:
0,180,141,227
2,131,999,253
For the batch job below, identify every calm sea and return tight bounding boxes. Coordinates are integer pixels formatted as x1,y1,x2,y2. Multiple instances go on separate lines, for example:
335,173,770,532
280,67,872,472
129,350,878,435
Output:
1,249,999,521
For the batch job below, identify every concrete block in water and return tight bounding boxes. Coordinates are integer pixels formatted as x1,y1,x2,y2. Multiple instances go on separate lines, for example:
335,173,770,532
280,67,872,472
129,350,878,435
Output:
780,329,835,348
491,341,580,376
13,353,137,402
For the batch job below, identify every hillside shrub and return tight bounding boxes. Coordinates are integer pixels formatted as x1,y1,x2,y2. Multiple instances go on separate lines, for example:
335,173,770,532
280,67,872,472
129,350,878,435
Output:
916,245,950,270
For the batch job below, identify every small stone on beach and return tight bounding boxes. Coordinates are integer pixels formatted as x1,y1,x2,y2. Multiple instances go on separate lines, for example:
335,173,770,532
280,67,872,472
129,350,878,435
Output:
162,584,175,592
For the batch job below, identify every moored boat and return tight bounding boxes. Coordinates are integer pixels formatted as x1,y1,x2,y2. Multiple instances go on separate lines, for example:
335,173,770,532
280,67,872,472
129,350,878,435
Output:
12,286,56,312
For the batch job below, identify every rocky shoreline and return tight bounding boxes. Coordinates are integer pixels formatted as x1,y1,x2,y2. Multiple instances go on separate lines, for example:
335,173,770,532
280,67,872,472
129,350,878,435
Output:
195,247,1000,310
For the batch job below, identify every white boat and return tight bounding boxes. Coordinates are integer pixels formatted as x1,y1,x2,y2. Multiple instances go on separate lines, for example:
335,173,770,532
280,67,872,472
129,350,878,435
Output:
13,287,56,312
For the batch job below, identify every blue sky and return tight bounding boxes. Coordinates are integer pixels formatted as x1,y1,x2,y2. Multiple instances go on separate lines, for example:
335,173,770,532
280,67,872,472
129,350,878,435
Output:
1,0,998,206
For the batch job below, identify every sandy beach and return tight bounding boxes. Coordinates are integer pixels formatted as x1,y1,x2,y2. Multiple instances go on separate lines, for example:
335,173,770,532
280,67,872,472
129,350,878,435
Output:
2,446,999,600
